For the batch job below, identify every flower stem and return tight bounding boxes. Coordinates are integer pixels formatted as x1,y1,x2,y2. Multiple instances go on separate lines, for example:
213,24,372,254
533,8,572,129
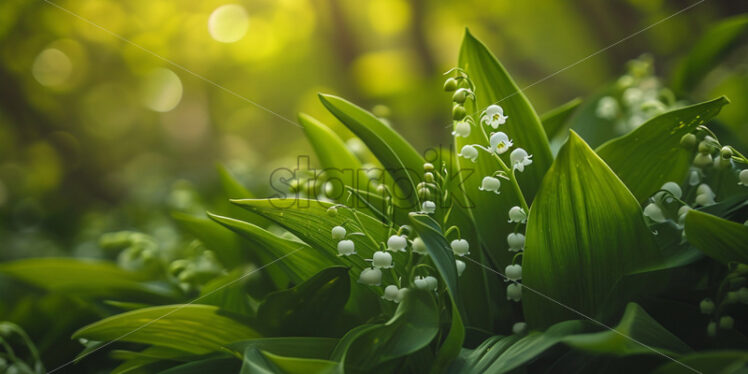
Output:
478,121,530,212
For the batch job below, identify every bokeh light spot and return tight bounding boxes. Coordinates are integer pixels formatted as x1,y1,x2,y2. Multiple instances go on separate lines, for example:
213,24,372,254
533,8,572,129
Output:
141,68,183,112
32,48,73,87
208,4,250,43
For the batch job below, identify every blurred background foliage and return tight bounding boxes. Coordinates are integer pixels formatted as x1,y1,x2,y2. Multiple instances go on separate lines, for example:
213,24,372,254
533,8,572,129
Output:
1,0,748,371
1,0,748,284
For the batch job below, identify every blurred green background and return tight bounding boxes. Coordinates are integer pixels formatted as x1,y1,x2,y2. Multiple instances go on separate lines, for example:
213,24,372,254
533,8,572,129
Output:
1,0,747,262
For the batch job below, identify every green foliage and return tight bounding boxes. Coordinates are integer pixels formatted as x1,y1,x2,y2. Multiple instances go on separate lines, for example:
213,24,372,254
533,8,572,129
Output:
523,131,661,327
597,96,729,202
685,209,748,264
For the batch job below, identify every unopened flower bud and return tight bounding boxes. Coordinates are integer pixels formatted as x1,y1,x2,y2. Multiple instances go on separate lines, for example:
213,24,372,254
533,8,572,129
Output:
452,88,472,104
512,322,527,334
452,104,466,120
693,152,712,168
412,237,428,254
739,169,748,187
719,316,734,330
418,187,431,200
720,146,733,160
423,172,434,183
699,298,715,314
680,133,697,149
643,203,667,223
331,226,346,240
423,162,434,172
698,141,713,154
422,201,436,214
443,77,458,92
327,206,338,217
707,321,717,337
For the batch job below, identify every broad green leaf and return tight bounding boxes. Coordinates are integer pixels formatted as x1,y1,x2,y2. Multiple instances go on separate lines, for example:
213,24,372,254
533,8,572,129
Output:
158,358,240,374
335,290,439,372
241,348,280,374
172,212,244,267
208,212,338,283
198,268,254,316
408,213,463,317
298,113,368,199
524,131,661,328
653,351,748,374
671,14,748,94
451,303,689,373
408,214,466,372
230,198,388,273
541,97,582,141
0,258,176,300
229,337,338,358
449,321,585,373
451,30,552,318
73,305,260,355
261,351,337,374
562,303,691,356
459,29,553,189
596,97,729,202
318,94,425,207
685,209,748,264
254,267,350,337
216,164,272,228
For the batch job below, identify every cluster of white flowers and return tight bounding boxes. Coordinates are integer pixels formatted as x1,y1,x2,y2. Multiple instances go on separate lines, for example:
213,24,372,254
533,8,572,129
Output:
594,55,682,134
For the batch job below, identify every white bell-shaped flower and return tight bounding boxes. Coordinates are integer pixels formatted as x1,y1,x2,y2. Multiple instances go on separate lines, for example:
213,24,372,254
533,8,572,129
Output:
412,237,428,254
422,200,436,214
481,105,508,129
505,264,522,281
643,203,667,223
337,240,356,256
450,239,470,256
510,148,533,172
382,285,399,302
358,267,382,286
688,169,701,186
459,145,479,163
414,275,438,291
699,298,715,314
595,96,619,120
508,206,527,223
695,184,715,206
489,132,513,154
479,176,501,194
507,233,525,252
507,283,522,302
387,235,408,252
739,169,748,186
372,251,393,269
452,121,471,138
512,322,527,334
331,226,346,240
455,259,466,276
693,152,712,168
